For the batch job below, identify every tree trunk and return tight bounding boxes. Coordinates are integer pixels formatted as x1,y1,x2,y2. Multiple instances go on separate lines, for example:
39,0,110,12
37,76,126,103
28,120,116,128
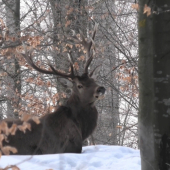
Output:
49,0,88,105
4,0,21,118
138,0,170,169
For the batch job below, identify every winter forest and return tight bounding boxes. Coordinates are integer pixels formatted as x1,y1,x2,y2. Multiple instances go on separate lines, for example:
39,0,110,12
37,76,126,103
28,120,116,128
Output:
0,0,170,170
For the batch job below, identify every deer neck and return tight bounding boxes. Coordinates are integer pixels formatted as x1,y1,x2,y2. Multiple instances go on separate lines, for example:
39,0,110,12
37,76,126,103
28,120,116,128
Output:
65,94,98,140
66,94,94,108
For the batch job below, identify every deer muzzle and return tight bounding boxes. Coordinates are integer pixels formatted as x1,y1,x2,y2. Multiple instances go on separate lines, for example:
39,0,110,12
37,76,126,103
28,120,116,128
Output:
95,86,105,99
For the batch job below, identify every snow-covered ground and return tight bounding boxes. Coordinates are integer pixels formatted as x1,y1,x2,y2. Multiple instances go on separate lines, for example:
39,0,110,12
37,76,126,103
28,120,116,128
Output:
0,145,141,170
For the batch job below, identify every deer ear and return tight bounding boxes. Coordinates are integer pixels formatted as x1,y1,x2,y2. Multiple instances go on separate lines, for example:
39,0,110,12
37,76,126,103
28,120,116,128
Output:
59,78,73,88
90,66,100,80
90,72,97,80
89,65,101,79
65,79,73,88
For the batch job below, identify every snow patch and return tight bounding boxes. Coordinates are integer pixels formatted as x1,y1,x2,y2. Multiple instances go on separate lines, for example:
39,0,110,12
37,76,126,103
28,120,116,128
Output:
0,145,141,170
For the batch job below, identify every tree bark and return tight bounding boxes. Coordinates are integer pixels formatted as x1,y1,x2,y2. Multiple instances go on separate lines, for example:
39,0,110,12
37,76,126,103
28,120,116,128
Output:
4,0,21,118
138,0,170,169
48,0,88,105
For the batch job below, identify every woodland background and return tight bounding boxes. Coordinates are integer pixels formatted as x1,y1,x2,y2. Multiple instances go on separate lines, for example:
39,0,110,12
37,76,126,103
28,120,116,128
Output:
0,0,138,148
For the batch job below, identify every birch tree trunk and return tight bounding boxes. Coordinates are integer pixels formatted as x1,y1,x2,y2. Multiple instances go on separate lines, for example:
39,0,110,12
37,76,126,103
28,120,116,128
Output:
4,0,21,117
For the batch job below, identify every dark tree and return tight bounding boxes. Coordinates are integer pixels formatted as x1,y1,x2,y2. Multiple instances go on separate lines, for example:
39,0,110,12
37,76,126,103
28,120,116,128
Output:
138,0,170,169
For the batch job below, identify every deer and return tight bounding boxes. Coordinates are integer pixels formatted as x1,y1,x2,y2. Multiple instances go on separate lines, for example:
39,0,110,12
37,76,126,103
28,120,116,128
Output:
1,25,105,155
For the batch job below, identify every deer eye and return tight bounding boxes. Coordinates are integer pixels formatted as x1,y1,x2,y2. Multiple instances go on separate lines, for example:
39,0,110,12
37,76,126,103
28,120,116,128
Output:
78,85,83,89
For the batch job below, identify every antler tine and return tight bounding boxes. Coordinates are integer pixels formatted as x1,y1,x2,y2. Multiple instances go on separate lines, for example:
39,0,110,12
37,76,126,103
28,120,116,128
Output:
84,55,93,74
21,50,75,79
22,53,54,75
83,23,98,74
80,23,98,52
67,53,76,78
89,64,101,77
48,64,75,79
91,22,98,40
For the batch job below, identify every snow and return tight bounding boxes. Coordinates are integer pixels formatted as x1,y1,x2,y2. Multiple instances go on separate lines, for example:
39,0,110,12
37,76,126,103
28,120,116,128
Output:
0,145,141,170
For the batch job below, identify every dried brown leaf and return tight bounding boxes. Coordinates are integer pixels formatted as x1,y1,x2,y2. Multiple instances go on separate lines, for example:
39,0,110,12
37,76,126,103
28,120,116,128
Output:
18,122,31,133
47,81,51,87
143,4,151,16
78,55,85,61
1,146,18,155
0,134,5,146
21,114,31,122
121,60,126,64
74,62,79,70
9,124,18,135
131,4,139,11
65,20,71,27
67,7,74,15
66,43,73,49
0,18,5,27
12,166,20,170
18,110,24,116
36,80,44,86
0,121,9,135
32,116,40,124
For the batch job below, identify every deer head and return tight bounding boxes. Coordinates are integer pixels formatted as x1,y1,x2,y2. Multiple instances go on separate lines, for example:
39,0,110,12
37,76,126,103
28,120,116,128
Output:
70,73,105,105
21,24,105,106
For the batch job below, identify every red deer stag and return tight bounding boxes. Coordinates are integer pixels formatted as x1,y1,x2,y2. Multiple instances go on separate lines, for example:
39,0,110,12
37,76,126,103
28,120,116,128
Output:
1,25,105,155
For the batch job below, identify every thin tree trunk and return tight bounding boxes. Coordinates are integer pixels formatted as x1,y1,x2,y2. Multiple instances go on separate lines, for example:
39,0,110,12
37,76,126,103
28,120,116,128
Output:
5,0,21,118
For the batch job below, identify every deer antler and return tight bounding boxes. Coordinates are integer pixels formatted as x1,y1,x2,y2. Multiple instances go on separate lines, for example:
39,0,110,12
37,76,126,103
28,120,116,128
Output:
21,49,75,79
71,23,98,74
80,23,98,74
22,24,97,79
